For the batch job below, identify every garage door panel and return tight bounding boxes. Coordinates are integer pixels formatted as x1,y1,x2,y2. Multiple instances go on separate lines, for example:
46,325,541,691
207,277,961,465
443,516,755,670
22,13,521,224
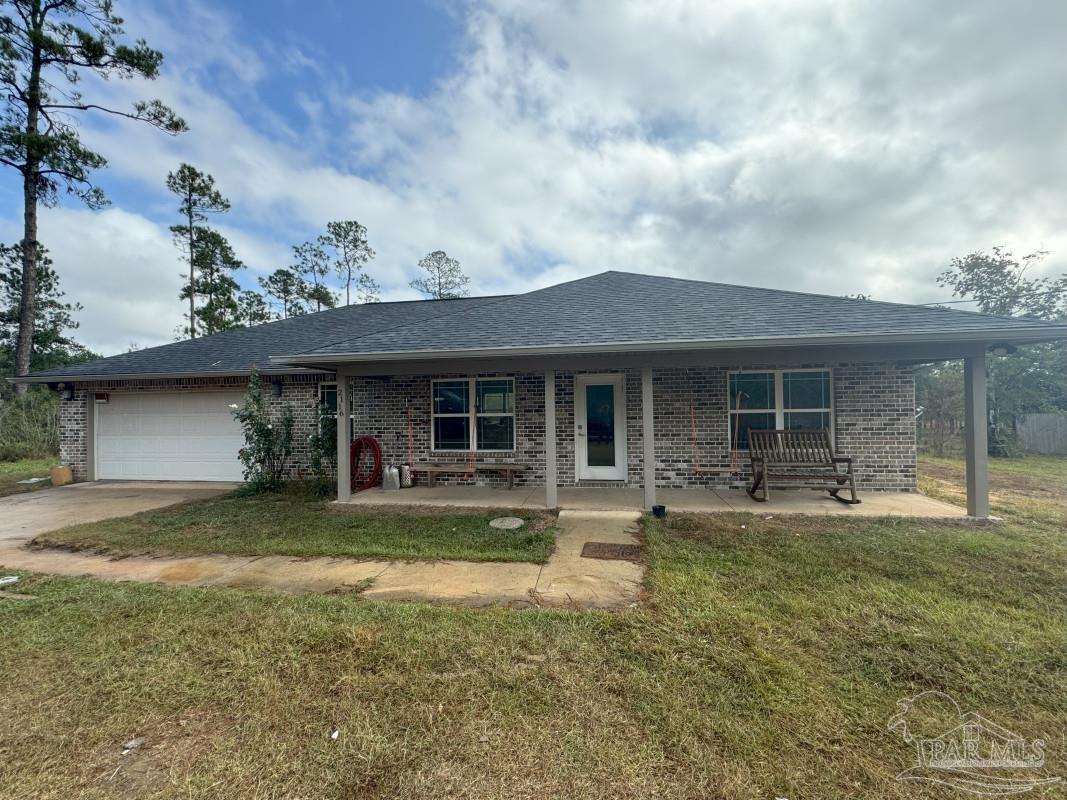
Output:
96,391,245,482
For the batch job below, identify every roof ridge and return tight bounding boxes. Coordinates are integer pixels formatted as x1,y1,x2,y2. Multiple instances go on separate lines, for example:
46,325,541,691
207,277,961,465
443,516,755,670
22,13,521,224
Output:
280,272,616,357
294,293,519,354
600,270,1062,327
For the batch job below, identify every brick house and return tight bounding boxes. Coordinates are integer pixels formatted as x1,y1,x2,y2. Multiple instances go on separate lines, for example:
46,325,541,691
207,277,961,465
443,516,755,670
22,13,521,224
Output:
18,272,1067,518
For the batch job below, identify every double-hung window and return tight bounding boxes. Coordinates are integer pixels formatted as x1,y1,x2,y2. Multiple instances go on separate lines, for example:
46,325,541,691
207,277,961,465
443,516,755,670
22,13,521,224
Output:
432,377,515,451
728,369,833,449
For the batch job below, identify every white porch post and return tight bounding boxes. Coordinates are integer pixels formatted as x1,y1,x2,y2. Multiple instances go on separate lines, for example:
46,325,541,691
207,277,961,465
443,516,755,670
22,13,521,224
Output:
336,376,351,503
544,369,557,509
964,352,989,518
641,366,656,510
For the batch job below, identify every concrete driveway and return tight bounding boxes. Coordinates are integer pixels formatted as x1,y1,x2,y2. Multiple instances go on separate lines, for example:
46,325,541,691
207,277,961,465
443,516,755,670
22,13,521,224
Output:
0,481,236,546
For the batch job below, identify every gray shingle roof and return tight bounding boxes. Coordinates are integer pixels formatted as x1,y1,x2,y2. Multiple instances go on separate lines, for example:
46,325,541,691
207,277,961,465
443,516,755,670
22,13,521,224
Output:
22,296,502,381
282,271,1067,361
21,271,1067,381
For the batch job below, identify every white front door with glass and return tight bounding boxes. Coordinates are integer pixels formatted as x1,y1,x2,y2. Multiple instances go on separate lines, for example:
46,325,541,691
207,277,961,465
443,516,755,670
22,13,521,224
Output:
575,374,627,480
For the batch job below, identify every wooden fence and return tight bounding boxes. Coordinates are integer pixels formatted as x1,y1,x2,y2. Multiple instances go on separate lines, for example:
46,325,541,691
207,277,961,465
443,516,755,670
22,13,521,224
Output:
1017,413,1067,455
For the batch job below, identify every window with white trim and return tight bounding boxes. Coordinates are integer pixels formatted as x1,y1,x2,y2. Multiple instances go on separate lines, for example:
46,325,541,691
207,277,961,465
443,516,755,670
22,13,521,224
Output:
431,377,515,451
728,369,833,449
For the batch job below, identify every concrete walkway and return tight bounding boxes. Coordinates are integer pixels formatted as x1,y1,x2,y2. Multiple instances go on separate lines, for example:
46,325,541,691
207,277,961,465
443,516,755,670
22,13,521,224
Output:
0,509,644,610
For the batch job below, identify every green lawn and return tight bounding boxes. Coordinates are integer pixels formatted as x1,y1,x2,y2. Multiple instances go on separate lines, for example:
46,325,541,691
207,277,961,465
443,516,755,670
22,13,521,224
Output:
0,457,55,498
2,457,1065,798
32,492,557,564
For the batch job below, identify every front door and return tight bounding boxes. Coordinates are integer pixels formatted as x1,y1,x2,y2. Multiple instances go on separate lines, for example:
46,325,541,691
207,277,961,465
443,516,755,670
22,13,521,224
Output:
575,374,627,480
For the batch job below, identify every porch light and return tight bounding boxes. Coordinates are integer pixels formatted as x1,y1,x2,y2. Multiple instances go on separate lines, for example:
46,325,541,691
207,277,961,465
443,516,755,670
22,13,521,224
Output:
271,379,283,397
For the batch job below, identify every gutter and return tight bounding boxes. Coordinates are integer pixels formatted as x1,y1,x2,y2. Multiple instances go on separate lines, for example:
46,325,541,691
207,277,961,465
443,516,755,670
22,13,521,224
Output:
269,326,1067,365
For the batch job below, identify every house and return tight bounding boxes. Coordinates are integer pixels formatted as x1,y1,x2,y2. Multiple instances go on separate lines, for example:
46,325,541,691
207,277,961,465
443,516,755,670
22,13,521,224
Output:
17,271,1067,518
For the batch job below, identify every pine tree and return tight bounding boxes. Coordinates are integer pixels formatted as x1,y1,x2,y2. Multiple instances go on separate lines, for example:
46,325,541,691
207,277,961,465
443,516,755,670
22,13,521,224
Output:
167,164,230,338
292,241,337,311
410,250,470,299
0,1,185,390
236,290,273,327
258,269,306,319
0,242,93,376
321,220,377,305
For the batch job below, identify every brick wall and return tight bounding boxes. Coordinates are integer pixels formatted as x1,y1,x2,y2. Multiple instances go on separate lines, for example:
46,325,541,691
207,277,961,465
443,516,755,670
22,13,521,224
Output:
833,362,917,490
58,387,90,481
349,372,545,487
649,362,916,490
56,362,917,491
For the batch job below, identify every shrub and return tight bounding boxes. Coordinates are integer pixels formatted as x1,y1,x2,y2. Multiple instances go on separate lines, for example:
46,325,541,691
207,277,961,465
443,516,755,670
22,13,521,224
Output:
0,390,59,460
307,402,337,480
231,371,294,492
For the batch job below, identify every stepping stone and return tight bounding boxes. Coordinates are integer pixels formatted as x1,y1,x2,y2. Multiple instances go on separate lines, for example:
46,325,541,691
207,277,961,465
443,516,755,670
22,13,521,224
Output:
489,517,524,530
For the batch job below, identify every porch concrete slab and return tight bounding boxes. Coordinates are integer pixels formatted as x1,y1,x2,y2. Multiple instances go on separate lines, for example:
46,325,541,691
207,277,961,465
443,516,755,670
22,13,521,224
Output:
533,510,643,609
340,485,542,509
557,488,644,511
696,488,967,517
340,485,966,518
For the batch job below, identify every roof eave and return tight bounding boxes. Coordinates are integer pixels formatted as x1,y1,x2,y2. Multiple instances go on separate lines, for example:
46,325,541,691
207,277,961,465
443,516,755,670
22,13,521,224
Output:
9,365,334,385
270,326,1067,366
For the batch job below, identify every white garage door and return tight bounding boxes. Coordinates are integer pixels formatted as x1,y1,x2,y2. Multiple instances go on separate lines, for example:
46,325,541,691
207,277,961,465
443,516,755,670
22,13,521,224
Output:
96,392,245,481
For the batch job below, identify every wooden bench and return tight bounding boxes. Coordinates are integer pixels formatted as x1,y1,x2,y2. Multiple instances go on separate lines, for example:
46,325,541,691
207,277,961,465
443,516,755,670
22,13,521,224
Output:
413,462,530,490
746,429,860,504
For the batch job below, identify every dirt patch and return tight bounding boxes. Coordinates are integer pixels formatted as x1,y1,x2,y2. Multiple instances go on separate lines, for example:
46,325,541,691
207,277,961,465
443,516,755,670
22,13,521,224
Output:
581,542,644,561
80,708,222,799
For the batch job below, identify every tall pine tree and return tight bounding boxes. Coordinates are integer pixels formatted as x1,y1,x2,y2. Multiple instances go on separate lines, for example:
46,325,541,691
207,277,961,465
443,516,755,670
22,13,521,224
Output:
0,0,185,390
0,241,93,378
167,163,230,338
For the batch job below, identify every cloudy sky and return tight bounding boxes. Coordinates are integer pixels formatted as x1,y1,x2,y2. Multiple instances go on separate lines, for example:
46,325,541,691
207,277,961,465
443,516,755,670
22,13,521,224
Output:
2,0,1065,355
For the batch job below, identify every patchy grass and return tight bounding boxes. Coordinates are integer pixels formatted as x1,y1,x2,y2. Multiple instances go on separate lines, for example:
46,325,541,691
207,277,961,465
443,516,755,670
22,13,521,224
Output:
0,457,56,498
920,454,1067,525
32,493,556,564
2,463,1065,798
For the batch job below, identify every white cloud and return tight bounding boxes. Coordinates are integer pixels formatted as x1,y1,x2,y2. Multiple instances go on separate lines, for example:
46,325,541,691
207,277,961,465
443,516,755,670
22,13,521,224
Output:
38,208,185,354
3,0,1065,355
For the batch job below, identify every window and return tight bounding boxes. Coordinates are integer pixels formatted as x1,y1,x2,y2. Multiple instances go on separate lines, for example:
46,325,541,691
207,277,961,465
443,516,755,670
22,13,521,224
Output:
728,370,832,449
318,382,338,437
319,383,338,414
319,382,355,440
432,377,515,451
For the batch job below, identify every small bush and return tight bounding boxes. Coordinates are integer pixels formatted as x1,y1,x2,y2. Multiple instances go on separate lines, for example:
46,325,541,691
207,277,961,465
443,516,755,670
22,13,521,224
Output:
0,390,59,460
231,371,294,492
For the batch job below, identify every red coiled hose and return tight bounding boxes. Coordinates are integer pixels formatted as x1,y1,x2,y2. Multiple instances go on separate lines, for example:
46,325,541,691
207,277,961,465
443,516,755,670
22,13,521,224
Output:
350,435,383,492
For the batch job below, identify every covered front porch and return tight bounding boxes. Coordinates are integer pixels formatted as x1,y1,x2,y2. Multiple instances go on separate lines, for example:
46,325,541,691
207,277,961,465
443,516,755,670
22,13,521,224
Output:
332,347,992,518
341,484,968,518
